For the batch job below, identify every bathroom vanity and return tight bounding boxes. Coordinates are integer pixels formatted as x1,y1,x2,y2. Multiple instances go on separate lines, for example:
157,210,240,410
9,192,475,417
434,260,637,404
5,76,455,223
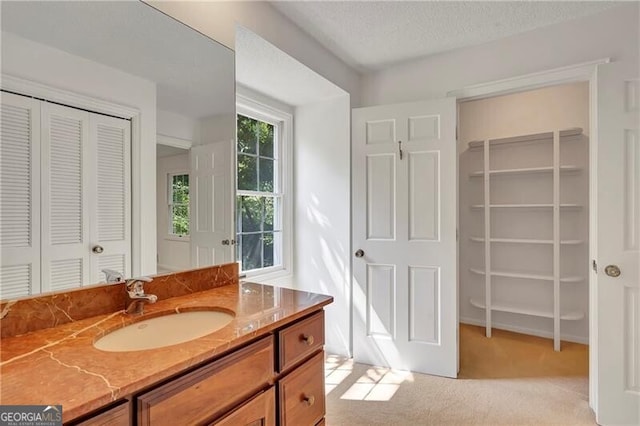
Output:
0,264,332,425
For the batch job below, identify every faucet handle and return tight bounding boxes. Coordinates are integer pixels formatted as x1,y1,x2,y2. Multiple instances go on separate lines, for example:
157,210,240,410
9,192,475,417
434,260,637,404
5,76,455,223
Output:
125,276,153,294
102,269,124,283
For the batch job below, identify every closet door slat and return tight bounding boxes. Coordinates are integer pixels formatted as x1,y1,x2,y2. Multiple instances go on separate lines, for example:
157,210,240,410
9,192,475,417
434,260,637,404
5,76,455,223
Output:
41,102,91,292
90,114,131,283
0,93,41,298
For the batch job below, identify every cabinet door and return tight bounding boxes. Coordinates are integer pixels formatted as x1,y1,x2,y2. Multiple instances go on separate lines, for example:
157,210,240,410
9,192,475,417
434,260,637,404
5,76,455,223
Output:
0,92,41,298
212,387,275,426
279,351,325,426
72,400,129,426
41,102,92,292
89,114,131,283
137,336,274,426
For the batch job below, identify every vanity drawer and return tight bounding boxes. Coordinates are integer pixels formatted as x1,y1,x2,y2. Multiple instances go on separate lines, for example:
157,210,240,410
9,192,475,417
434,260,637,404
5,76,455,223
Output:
211,386,275,426
278,311,324,372
72,400,129,426
137,336,274,426
278,351,325,426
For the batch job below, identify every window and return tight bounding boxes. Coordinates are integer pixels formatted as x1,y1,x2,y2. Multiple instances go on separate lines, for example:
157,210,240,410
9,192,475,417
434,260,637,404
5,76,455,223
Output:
168,173,189,237
236,114,283,273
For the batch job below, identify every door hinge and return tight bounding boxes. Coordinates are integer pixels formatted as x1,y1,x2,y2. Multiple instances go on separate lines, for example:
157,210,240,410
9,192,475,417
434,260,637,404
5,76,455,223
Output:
592,259,598,273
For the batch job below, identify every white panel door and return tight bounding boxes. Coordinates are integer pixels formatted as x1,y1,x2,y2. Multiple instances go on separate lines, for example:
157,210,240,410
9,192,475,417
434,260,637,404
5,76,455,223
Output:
190,141,233,267
89,114,131,283
352,99,457,377
0,92,41,298
596,60,640,425
41,102,91,292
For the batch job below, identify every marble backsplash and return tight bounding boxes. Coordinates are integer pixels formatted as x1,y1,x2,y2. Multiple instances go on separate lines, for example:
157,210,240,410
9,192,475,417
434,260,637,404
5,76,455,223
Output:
0,263,238,338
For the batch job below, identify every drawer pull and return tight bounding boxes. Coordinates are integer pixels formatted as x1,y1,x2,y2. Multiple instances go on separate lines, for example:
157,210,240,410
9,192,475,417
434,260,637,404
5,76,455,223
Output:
300,334,315,345
302,394,315,407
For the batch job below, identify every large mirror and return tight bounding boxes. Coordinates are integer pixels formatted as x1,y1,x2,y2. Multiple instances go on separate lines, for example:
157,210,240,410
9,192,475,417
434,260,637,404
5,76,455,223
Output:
0,1,235,298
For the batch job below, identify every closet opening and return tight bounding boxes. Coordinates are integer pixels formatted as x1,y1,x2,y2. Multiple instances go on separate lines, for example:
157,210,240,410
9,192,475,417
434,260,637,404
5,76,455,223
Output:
457,81,590,379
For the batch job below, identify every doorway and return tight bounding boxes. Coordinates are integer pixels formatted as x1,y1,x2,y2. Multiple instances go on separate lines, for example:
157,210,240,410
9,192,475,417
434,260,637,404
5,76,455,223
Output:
457,82,590,381
156,142,191,273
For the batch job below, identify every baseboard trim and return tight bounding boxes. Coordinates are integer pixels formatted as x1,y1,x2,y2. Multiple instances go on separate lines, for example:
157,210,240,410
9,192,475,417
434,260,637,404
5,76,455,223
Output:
459,316,589,345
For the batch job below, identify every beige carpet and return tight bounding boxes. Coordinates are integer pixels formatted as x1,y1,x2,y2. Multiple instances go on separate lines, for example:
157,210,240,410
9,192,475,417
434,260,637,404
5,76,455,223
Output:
325,325,594,425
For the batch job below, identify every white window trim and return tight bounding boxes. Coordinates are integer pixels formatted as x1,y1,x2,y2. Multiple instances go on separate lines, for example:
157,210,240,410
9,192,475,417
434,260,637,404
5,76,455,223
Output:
166,171,191,241
236,93,293,281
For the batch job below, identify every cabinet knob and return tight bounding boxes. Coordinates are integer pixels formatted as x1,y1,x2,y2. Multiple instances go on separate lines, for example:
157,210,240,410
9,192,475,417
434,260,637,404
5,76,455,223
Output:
301,334,315,346
92,245,104,254
303,394,315,407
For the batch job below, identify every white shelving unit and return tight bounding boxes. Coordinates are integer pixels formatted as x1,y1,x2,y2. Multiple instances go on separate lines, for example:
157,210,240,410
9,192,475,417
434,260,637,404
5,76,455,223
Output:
468,165,582,177
466,128,587,351
470,203,582,209
469,237,584,245
469,299,584,321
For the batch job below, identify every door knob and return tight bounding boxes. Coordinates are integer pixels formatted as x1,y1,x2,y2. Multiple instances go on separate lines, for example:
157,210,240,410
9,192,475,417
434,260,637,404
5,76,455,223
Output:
604,264,621,277
92,245,104,254
355,249,365,258
221,239,230,246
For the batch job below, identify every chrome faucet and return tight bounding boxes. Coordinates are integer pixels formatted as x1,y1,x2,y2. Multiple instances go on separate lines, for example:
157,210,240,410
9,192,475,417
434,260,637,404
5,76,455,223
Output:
125,276,157,314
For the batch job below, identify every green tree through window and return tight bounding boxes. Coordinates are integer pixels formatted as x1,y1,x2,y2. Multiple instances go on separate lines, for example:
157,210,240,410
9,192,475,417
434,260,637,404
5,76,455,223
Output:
169,174,189,236
237,114,281,272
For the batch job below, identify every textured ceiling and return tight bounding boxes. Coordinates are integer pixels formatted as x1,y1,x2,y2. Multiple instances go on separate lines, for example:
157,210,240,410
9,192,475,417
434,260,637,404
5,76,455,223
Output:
1,1,234,119
236,25,346,107
271,1,621,71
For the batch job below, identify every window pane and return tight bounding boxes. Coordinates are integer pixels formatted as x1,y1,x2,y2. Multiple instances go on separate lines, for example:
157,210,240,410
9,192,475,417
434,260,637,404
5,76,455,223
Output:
264,197,274,231
172,174,189,204
263,232,274,267
239,196,263,232
258,121,274,158
172,205,189,235
259,158,274,192
241,233,262,271
237,115,257,154
237,154,257,191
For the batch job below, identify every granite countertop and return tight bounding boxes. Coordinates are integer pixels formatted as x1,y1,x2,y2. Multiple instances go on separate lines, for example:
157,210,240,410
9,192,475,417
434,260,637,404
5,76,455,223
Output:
0,281,333,423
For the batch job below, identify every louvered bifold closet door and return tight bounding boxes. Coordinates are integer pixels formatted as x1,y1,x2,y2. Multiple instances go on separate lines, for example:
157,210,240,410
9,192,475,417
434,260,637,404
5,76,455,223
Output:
41,103,91,292
0,93,41,298
89,114,131,283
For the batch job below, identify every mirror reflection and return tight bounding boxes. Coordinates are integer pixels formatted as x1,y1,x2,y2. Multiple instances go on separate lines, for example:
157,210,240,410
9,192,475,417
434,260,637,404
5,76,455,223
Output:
0,1,235,298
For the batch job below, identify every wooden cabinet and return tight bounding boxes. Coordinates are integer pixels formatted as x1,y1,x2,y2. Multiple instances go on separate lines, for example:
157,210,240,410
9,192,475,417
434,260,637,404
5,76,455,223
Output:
137,336,274,426
211,387,275,426
74,309,327,426
278,311,324,372
278,351,325,426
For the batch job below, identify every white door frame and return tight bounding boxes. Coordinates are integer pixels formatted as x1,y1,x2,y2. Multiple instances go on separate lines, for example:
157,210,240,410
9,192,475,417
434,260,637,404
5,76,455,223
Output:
1,74,143,277
448,57,610,415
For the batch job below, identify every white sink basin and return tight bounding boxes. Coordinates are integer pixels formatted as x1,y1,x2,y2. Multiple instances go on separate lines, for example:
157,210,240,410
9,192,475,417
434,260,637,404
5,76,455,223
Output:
94,310,234,352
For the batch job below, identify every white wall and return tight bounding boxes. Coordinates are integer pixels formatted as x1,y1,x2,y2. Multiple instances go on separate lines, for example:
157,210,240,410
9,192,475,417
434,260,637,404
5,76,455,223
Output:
1,31,158,277
459,82,590,148
199,114,236,146
148,1,361,106
157,153,191,272
361,3,639,106
157,109,200,144
458,82,590,343
294,95,351,356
